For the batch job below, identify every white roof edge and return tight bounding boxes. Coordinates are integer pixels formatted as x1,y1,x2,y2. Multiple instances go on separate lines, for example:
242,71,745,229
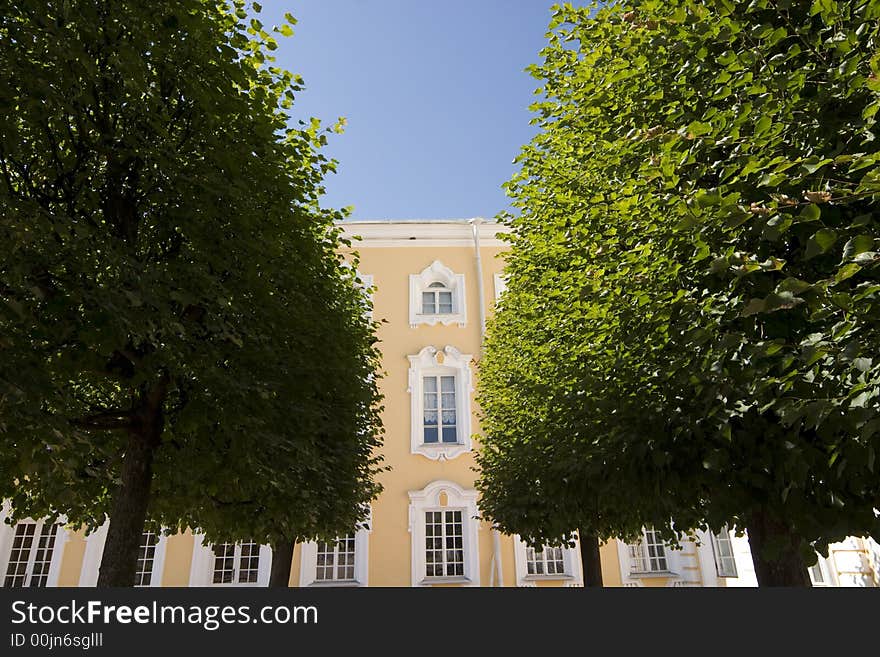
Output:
336,218,512,246
337,218,500,224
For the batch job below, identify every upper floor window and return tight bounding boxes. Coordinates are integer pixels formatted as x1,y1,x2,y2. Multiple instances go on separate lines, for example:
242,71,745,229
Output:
423,374,457,444
422,282,453,314
711,526,738,578
628,527,669,574
2,520,62,588
408,481,480,586
407,346,473,460
409,260,466,327
493,272,508,304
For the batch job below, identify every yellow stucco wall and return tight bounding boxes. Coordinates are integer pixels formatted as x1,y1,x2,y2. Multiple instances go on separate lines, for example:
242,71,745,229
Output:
41,221,625,588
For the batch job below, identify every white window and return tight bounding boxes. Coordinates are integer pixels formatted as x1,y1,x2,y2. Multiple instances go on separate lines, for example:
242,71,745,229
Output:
354,271,374,320
422,374,457,444
628,527,670,574
422,282,454,315
212,541,261,584
409,260,466,327
316,535,356,581
512,535,583,586
527,545,565,576
134,530,160,586
408,481,480,586
425,510,465,577
808,554,836,587
407,346,473,460
299,511,371,587
77,521,168,587
711,526,738,578
189,535,271,586
2,520,64,588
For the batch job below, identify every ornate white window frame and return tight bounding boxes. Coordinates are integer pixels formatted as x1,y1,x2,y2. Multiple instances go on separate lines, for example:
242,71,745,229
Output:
512,535,583,587
618,528,682,584
299,508,371,587
358,273,374,321
340,261,374,321
409,260,467,328
78,521,169,587
408,480,480,587
0,503,67,588
710,526,738,578
188,535,271,587
407,345,474,461
808,553,837,587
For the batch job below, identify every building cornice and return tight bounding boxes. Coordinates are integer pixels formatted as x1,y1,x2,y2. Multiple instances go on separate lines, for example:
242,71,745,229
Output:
336,218,512,248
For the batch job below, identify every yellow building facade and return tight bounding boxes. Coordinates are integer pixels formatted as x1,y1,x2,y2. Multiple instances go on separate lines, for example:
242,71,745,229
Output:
2,219,879,588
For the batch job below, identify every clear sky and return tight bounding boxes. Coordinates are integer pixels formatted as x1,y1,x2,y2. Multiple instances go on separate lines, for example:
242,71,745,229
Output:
256,1,577,220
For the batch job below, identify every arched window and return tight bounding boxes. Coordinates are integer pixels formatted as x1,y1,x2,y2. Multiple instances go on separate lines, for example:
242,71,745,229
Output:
409,261,466,327
422,281,453,315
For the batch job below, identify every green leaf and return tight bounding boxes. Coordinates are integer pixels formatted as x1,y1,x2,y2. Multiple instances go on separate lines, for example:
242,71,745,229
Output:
805,228,838,259
841,235,875,261
776,278,812,295
833,263,861,284
754,115,772,137
695,189,722,207
799,204,821,222
853,251,879,265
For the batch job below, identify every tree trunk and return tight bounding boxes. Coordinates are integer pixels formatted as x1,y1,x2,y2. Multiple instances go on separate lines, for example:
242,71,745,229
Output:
579,530,603,587
97,381,166,587
746,509,811,587
269,538,295,587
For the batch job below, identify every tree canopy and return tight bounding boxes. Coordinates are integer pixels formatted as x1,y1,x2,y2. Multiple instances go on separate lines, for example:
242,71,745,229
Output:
0,0,383,585
476,0,880,584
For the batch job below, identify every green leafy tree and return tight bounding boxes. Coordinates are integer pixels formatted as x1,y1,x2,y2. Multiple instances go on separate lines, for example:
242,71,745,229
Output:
0,0,383,586
477,0,880,586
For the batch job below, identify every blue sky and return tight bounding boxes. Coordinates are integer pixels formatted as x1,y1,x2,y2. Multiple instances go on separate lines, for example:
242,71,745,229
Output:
256,1,578,220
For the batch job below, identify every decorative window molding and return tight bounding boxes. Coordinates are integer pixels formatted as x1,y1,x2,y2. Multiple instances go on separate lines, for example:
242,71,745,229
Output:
409,261,466,328
341,261,375,320
408,480,480,587
78,521,169,587
188,535,271,587
299,509,371,587
513,535,583,587
79,522,168,587
407,346,474,461
358,273,374,320
808,554,836,587
711,526,738,578
619,528,681,582
627,527,669,574
0,510,66,588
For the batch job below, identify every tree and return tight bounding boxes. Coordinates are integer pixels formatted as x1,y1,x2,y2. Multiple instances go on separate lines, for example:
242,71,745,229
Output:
477,0,880,585
0,0,383,586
